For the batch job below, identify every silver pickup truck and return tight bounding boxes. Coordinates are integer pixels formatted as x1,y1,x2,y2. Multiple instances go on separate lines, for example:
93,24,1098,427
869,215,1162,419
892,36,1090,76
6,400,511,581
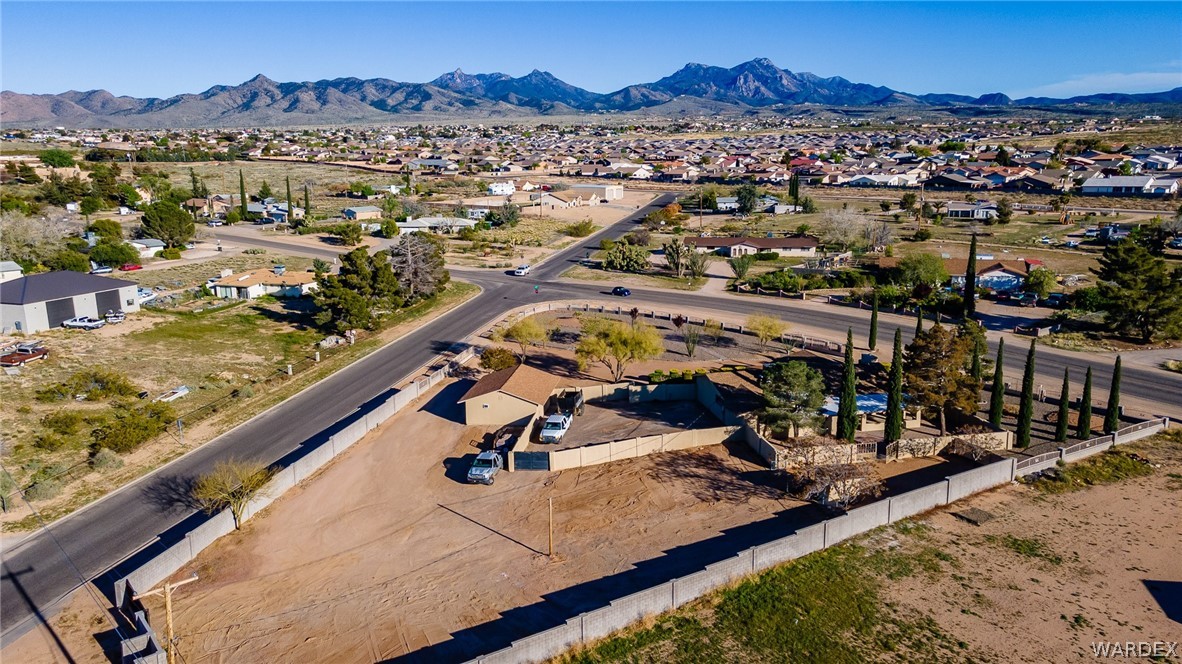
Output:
467,451,503,485
539,413,573,443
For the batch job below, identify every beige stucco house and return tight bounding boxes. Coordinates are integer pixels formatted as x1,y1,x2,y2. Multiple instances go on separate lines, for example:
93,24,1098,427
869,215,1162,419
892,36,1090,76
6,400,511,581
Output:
458,364,560,426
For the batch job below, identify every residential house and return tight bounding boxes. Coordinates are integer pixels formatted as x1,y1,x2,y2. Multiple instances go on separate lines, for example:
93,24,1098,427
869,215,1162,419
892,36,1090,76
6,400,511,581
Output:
1081,175,1177,196
213,266,318,300
945,201,999,220
395,216,477,235
685,236,818,258
458,363,561,426
130,238,166,258
342,206,383,221
488,181,516,196
571,184,624,201
0,261,24,283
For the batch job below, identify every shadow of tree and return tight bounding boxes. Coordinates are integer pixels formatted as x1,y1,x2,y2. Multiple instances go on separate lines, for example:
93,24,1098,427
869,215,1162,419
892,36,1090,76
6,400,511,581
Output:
140,473,202,515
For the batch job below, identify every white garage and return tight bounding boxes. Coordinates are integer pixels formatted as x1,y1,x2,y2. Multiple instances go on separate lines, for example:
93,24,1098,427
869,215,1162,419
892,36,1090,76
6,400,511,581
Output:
1,271,140,334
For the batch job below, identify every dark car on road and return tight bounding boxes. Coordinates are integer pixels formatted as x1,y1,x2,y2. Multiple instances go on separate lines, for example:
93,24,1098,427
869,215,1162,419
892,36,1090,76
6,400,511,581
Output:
611,286,631,297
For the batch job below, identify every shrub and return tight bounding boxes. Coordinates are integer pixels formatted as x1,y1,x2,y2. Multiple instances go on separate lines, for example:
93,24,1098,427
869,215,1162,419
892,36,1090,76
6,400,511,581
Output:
161,247,182,260
649,370,667,383
480,346,520,372
36,369,139,402
234,385,255,399
1069,286,1107,312
243,248,267,255
912,228,933,241
25,480,62,502
41,410,84,436
33,433,70,451
752,251,779,261
90,447,123,471
90,401,175,454
563,220,596,237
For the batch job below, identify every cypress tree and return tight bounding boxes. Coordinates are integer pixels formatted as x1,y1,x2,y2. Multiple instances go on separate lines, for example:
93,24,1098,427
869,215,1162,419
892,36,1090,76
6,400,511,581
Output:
1103,356,1122,433
239,170,248,218
1054,367,1070,442
304,184,311,221
964,234,978,319
884,328,904,443
285,176,293,225
915,306,924,337
868,292,879,351
1077,367,1093,439
1015,339,1036,448
837,328,859,442
988,338,1006,428
970,339,982,383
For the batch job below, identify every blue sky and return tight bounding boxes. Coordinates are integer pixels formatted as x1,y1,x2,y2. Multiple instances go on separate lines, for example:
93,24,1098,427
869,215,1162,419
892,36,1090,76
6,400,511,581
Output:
3,2,1180,99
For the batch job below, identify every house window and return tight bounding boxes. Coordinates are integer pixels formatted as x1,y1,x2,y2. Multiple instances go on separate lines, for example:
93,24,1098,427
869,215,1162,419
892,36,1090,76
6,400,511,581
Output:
482,404,489,409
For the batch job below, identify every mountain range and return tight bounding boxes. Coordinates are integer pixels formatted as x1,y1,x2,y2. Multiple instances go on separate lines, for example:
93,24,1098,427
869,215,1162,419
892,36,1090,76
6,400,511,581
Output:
3,58,1180,128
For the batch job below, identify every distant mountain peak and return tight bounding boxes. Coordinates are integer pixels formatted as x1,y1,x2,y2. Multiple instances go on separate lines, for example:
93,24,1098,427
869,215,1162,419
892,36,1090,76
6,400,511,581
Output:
3,58,1178,128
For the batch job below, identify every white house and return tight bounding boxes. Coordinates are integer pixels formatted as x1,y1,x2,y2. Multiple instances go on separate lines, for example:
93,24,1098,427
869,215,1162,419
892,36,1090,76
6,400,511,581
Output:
1081,175,1176,196
571,184,624,201
685,236,818,258
130,238,166,258
945,201,999,220
395,216,477,235
0,261,24,283
212,266,317,300
488,181,516,196
342,206,383,220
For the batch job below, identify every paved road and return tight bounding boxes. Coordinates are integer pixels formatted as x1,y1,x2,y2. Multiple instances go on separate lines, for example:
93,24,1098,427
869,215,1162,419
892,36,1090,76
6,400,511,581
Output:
4,188,1179,646
0,192,675,644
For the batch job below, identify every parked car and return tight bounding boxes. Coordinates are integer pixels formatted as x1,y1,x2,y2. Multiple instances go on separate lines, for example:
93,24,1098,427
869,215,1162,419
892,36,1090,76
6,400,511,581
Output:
1083,227,1100,237
1169,238,1182,250
1063,240,1080,248
539,413,573,443
994,290,1015,302
466,450,503,485
0,343,49,367
1014,292,1039,307
104,310,126,323
207,220,223,227
611,286,631,297
119,263,143,271
1039,236,1054,244
1042,293,1067,309
513,265,532,276
555,389,585,416
62,316,105,330
89,265,113,275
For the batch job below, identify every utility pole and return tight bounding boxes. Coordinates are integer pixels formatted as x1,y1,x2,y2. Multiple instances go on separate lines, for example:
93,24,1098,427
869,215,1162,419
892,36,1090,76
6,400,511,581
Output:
548,497,554,558
133,574,198,664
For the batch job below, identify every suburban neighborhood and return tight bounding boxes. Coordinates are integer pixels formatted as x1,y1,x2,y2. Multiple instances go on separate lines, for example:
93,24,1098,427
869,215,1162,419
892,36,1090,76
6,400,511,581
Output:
2,3,1181,663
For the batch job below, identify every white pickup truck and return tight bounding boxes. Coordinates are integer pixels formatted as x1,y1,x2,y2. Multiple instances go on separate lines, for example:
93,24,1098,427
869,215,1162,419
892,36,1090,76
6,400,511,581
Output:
539,413,573,443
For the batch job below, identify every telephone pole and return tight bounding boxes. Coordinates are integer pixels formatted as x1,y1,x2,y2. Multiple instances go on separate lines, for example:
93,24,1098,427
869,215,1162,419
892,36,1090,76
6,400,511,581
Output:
133,574,199,664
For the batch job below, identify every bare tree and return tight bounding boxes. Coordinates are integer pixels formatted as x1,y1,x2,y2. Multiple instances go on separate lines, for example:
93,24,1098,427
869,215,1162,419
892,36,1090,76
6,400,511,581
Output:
817,209,869,252
797,462,883,510
192,459,276,529
389,233,447,301
682,323,702,358
862,220,894,251
0,211,73,265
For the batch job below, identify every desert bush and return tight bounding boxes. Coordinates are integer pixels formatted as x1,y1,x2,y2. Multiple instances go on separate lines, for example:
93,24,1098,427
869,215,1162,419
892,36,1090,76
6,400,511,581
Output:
36,369,139,402
41,410,84,436
90,447,123,471
480,346,520,372
649,370,667,383
563,220,596,237
155,247,182,260
752,251,779,261
90,401,175,454
25,480,62,502
33,433,70,451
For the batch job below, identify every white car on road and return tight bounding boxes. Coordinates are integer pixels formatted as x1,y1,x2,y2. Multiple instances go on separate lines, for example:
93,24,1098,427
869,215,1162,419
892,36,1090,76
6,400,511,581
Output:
513,265,532,276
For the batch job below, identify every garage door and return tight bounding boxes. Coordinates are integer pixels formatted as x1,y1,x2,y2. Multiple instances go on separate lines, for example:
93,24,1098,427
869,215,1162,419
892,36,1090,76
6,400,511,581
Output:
96,289,121,314
46,298,76,327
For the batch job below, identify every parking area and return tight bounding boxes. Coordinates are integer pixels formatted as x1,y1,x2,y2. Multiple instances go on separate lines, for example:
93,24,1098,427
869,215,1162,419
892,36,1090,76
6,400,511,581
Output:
545,398,723,451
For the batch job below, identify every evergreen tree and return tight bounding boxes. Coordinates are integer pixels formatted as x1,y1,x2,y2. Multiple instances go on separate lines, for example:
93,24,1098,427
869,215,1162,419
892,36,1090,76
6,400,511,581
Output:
915,307,924,337
1055,367,1071,442
304,184,311,221
788,174,801,204
239,170,247,218
868,293,879,351
1077,367,1093,439
970,340,982,383
989,338,1006,428
884,329,904,443
1015,339,1036,448
1103,356,1122,433
964,234,978,319
836,328,859,442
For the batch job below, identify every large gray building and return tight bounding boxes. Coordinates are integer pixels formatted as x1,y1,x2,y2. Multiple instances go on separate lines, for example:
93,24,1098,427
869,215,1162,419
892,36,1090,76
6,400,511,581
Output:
1,271,140,333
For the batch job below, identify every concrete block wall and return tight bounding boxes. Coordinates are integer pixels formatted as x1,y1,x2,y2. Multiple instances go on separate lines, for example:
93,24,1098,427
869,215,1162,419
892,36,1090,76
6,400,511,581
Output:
608,583,675,628
946,459,1015,503
292,442,335,482
753,523,824,571
887,482,948,523
119,540,191,606
185,510,236,557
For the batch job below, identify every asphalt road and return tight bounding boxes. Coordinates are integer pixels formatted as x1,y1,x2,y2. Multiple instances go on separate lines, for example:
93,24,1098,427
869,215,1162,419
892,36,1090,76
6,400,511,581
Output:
3,189,1179,646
